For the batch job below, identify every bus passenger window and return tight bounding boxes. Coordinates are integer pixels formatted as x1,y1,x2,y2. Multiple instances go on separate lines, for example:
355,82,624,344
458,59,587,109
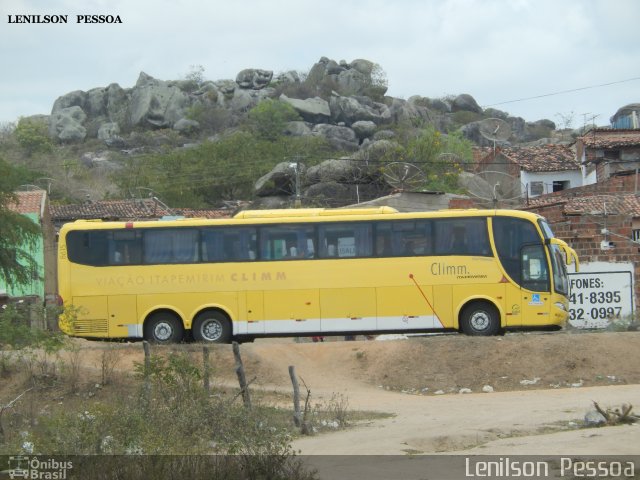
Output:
319,223,372,258
450,226,467,254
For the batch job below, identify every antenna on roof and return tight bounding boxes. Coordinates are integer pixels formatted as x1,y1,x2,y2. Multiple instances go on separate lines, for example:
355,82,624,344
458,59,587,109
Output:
581,113,599,134
478,118,511,156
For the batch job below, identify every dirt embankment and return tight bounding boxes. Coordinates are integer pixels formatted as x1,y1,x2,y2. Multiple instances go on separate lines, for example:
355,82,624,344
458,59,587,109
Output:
211,331,640,396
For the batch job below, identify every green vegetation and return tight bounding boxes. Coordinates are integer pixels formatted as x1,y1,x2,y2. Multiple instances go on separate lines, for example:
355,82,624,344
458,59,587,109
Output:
0,158,41,289
378,125,473,192
0,304,65,351
13,117,53,156
115,130,335,207
247,99,301,140
0,324,387,478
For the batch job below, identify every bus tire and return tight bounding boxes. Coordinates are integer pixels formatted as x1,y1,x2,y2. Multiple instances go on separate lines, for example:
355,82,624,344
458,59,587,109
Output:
460,301,501,336
144,312,184,344
193,311,231,343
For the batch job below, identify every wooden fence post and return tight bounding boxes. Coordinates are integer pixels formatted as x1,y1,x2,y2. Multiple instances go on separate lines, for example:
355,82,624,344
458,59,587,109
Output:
288,365,301,427
232,341,251,409
202,346,210,394
142,341,151,405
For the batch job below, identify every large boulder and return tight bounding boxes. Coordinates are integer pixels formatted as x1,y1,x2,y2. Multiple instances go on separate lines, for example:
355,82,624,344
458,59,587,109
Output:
307,57,388,97
236,69,273,90
387,98,431,125
129,73,190,128
311,124,359,151
303,181,354,206
305,159,362,185
51,90,87,113
329,94,391,126
97,122,120,141
105,83,129,125
351,120,377,139
49,106,87,142
275,70,301,84
353,139,402,162
279,94,330,123
451,93,482,113
283,121,312,137
230,87,275,112
254,161,306,197
408,96,451,113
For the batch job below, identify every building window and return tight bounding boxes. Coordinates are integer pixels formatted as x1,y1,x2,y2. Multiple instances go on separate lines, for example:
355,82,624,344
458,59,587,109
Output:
632,229,640,243
530,182,544,196
552,180,570,192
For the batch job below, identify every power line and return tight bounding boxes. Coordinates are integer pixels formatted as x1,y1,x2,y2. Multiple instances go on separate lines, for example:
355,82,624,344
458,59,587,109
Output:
482,76,640,108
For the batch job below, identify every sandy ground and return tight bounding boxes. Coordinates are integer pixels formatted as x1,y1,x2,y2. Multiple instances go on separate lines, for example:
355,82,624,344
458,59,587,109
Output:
235,333,640,456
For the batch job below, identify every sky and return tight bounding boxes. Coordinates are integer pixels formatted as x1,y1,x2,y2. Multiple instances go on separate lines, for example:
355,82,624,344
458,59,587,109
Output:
1,0,639,128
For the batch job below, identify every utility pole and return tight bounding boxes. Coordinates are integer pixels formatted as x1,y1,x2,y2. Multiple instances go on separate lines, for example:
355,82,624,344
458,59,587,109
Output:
288,155,304,208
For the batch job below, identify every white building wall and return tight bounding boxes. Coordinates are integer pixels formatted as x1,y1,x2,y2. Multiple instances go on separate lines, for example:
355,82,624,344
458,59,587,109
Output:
521,170,583,197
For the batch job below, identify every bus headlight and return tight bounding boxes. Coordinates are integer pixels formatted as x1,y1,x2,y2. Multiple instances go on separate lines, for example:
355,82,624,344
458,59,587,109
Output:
554,302,567,311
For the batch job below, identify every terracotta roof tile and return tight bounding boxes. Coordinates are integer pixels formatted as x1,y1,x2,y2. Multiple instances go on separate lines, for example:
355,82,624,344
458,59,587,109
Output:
579,128,640,148
50,199,231,222
526,192,640,217
500,145,579,172
8,190,46,216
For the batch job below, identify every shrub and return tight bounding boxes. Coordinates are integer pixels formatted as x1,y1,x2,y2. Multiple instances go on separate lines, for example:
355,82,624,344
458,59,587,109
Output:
3,349,317,479
13,118,53,156
246,99,301,141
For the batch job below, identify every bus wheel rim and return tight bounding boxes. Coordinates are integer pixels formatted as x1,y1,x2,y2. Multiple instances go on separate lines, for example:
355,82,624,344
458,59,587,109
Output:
154,322,173,341
470,311,490,331
202,320,222,341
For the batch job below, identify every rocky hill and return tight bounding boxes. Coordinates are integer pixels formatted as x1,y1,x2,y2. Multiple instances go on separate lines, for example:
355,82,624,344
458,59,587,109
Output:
15,56,578,208
44,56,561,148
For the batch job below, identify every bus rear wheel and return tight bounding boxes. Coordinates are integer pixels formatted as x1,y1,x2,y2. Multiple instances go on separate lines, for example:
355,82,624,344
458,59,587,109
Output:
144,312,184,344
460,301,501,336
193,311,231,343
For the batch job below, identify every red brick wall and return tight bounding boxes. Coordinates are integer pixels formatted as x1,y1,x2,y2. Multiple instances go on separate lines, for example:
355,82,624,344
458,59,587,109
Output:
523,175,640,313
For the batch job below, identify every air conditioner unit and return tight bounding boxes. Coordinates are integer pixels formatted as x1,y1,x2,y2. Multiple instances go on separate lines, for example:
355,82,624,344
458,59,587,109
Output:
600,240,615,250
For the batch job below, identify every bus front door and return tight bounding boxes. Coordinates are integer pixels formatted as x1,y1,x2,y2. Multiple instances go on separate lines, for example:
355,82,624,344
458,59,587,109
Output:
519,244,552,327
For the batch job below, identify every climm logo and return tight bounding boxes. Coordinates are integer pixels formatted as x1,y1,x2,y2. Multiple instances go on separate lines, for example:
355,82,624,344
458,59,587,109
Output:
430,262,468,276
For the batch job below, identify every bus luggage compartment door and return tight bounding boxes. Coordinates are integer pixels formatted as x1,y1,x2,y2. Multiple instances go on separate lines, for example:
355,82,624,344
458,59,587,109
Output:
245,290,265,334
108,295,138,338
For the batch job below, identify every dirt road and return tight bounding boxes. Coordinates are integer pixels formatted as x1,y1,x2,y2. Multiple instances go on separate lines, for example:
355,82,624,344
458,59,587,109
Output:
230,332,640,456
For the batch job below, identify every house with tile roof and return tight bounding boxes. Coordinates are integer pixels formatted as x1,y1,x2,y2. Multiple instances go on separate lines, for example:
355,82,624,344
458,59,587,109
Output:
1,190,56,304
473,144,582,199
576,128,640,183
522,173,640,317
50,198,231,230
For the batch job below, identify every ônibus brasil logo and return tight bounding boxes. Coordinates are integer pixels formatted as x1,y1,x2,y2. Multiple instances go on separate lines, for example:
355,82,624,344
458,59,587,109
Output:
6,456,72,479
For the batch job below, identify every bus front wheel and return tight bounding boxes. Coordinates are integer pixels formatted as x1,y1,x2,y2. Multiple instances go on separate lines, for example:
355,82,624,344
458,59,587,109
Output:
460,301,501,336
144,312,184,344
193,311,231,343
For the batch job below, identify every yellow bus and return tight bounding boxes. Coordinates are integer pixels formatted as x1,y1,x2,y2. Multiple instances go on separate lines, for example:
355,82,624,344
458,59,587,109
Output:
57,207,578,343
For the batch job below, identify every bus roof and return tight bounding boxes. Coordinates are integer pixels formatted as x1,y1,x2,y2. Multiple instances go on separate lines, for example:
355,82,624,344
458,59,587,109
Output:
60,208,544,232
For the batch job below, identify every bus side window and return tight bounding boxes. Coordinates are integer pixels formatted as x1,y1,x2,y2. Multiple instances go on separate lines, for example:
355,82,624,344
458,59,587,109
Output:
113,231,142,264
260,225,315,260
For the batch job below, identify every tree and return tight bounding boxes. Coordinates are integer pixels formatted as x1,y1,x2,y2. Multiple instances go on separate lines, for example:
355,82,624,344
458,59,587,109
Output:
376,125,473,192
13,117,53,156
246,99,300,141
0,157,40,289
